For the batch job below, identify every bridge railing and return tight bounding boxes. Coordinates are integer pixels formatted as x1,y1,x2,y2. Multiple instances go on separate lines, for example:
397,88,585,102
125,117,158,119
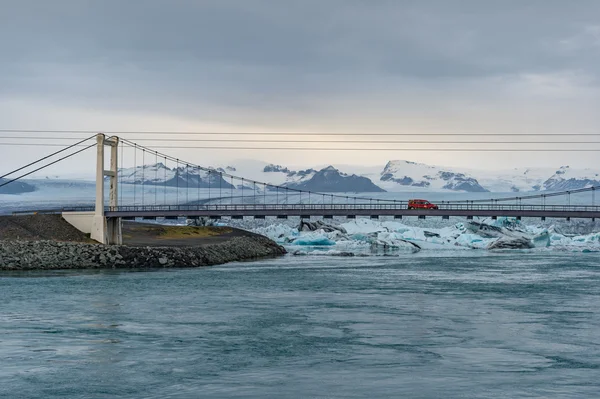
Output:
437,203,600,212
93,203,600,213
14,202,600,216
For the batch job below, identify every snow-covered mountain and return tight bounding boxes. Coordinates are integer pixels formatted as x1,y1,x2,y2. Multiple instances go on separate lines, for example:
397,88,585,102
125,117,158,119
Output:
473,167,551,192
286,166,385,193
345,161,600,193
119,163,234,189
473,166,600,192
110,160,600,194
377,161,488,192
541,166,600,191
262,163,318,186
118,162,384,193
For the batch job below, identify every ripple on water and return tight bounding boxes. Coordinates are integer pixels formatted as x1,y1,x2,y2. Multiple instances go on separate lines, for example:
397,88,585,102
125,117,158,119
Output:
1,253,599,398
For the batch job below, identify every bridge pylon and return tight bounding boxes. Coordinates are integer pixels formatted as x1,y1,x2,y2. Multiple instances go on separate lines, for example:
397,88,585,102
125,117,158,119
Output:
91,134,122,245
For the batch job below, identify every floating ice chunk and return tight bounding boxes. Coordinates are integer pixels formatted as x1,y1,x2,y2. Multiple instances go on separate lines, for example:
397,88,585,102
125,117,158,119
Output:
573,232,600,244
549,234,572,246
532,231,550,248
341,219,387,234
427,236,447,245
253,224,298,243
488,236,534,250
350,233,372,242
299,220,347,234
485,217,524,231
250,219,600,255
370,232,421,253
399,228,427,241
292,233,336,246
454,234,491,249
381,221,411,234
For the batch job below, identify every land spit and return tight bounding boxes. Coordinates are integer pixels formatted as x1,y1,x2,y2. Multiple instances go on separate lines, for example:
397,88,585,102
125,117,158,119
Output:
0,215,286,270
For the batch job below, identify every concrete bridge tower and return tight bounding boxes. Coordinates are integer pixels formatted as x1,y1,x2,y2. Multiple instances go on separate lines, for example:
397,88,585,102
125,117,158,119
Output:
90,134,122,244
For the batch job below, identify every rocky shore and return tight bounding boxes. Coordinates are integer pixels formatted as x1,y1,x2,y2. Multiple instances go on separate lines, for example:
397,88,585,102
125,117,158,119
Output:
0,236,286,270
0,215,286,271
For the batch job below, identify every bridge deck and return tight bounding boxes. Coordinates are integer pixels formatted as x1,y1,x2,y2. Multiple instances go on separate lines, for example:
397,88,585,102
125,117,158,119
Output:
87,204,600,219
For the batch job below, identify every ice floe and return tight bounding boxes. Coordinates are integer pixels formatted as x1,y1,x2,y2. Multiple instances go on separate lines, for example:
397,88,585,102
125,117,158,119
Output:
252,217,600,256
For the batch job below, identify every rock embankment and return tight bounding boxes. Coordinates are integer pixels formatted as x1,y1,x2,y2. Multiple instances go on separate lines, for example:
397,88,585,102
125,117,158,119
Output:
0,215,287,270
0,235,286,270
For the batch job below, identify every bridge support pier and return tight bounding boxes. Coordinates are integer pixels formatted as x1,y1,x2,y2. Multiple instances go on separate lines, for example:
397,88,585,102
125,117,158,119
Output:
90,134,122,245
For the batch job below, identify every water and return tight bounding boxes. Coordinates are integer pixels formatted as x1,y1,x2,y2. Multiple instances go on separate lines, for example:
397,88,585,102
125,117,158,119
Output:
1,253,599,398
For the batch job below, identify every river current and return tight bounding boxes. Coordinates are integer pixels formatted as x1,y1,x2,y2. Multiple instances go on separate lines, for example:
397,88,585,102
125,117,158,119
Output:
1,253,599,398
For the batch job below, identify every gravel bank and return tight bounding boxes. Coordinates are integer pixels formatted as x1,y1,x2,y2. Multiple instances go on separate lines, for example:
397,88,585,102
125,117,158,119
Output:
0,214,91,242
0,235,286,270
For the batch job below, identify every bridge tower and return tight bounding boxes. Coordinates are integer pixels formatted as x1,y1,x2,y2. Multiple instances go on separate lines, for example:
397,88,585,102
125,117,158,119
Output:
90,134,122,245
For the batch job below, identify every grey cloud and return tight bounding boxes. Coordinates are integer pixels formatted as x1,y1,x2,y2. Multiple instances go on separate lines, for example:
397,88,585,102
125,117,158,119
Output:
1,0,600,122
3,1,600,70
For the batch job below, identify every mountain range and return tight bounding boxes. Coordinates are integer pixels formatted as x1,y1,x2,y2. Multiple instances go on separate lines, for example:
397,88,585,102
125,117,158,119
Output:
119,163,235,189
111,160,600,193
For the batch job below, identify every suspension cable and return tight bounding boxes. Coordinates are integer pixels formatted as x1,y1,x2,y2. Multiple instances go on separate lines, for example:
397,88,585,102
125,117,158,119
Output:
4,129,600,136
453,185,600,204
0,134,97,180
119,136,600,206
119,138,403,204
0,143,97,189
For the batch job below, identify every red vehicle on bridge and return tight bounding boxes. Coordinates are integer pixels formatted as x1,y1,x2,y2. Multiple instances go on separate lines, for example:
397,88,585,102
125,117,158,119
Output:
407,199,439,210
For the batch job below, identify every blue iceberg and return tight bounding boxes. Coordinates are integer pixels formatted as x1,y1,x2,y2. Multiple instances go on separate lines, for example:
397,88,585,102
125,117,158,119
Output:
292,234,336,246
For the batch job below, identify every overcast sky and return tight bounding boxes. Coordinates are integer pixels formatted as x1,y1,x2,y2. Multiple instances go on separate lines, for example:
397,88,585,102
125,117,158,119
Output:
1,0,600,176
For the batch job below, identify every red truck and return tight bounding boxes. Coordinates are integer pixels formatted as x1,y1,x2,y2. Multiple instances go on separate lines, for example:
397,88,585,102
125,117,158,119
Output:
407,199,439,210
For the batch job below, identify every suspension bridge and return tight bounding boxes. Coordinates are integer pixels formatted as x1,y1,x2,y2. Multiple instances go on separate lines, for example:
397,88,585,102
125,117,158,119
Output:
2,133,599,244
